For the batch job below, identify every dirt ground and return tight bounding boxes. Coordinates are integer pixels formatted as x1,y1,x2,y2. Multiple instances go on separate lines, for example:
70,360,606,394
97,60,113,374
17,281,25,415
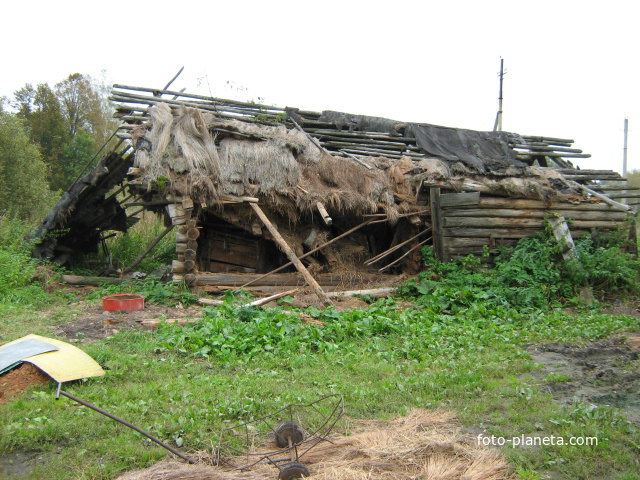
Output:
0,363,51,405
527,334,640,424
54,301,204,341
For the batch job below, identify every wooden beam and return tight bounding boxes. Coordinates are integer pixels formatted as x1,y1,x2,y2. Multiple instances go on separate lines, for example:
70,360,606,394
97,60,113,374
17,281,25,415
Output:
249,203,332,305
568,181,631,212
236,219,374,291
440,191,481,208
122,225,175,275
430,187,445,261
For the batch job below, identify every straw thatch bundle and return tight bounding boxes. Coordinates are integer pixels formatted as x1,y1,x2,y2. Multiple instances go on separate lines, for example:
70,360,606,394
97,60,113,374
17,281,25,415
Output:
130,103,584,226
115,410,514,480
219,138,300,195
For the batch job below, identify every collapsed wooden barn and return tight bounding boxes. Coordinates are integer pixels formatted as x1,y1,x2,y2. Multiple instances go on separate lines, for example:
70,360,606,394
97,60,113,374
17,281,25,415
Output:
30,84,638,297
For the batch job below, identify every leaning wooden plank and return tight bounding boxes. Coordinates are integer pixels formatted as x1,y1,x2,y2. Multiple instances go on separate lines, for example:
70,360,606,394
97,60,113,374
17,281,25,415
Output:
567,181,631,212
365,228,432,265
430,187,445,261
236,219,374,290
122,225,175,275
379,237,431,272
250,203,332,305
548,216,577,260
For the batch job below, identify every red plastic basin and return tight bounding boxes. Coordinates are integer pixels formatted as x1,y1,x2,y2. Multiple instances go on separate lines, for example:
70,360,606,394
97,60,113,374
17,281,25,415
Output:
102,294,145,312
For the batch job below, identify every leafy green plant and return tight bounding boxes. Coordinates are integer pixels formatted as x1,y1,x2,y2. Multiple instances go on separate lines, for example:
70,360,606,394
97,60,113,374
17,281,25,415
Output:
400,233,640,313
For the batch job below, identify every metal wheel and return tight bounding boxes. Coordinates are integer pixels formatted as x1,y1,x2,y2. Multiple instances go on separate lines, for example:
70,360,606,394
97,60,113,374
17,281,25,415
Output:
275,422,304,448
278,462,310,480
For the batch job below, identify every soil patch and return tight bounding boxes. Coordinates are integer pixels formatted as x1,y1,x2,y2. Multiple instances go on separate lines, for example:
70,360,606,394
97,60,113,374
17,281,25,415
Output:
527,334,640,423
0,363,52,405
54,302,203,342
0,450,51,479
115,409,514,480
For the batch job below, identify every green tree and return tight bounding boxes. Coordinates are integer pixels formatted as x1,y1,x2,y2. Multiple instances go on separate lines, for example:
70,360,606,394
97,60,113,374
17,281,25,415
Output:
15,83,70,190
62,128,96,184
0,112,57,219
55,73,103,140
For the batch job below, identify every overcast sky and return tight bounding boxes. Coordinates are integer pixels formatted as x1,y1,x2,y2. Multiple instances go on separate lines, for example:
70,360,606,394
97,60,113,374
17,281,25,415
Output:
3,0,638,173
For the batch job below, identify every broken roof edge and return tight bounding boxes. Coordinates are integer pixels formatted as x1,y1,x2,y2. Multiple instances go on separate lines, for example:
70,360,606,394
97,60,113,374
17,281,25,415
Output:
112,84,589,174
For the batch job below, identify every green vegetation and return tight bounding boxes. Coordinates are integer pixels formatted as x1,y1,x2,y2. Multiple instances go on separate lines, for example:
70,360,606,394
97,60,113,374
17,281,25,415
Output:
78,213,176,274
2,229,640,479
400,233,640,312
0,113,58,219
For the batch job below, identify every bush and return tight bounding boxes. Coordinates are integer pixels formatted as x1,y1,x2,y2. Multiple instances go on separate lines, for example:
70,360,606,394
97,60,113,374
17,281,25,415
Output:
399,232,640,312
0,216,47,304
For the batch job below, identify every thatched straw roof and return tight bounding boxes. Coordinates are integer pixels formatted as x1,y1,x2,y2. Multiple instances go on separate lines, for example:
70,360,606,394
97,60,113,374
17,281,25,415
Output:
123,99,587,227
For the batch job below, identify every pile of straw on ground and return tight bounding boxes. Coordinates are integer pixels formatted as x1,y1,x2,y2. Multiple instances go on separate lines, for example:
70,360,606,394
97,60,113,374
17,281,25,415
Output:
115,410,513,480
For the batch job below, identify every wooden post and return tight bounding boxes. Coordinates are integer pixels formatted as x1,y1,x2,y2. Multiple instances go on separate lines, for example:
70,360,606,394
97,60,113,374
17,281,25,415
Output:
548,216,577,261
430,187,445,261
317,202,333,225
249,203,332,305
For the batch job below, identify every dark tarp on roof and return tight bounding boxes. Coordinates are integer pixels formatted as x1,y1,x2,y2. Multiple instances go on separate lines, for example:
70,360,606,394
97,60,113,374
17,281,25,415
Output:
318,110,401,135
405,124,526,173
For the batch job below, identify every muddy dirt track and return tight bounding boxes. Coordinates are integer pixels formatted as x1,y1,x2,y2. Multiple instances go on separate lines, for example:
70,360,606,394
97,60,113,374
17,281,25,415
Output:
528,334,640,424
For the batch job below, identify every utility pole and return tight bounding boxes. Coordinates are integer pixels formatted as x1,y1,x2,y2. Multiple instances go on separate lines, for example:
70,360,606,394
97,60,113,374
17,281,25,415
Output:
623,117,628,177
493,58,504,132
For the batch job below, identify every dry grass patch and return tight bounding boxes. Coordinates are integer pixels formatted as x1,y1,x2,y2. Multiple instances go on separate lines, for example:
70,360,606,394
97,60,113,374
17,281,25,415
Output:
116,410,514,480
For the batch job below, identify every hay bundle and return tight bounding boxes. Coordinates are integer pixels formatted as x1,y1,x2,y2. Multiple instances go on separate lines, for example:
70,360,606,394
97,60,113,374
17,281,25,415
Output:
219,139,300,195
173,107,220,178
115,410,513,480
133,102,174,178
298,156,386,215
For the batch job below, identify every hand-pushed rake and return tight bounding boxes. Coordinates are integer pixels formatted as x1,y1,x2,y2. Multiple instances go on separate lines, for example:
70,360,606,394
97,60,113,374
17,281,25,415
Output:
216,394,344,480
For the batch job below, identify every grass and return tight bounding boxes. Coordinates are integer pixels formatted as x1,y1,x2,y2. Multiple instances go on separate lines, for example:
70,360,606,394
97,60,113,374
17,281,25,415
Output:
2,220,640,479
2,300,640,479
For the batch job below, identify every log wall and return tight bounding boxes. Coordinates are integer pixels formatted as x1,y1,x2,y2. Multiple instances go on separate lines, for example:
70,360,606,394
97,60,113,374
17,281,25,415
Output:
437,191,635,260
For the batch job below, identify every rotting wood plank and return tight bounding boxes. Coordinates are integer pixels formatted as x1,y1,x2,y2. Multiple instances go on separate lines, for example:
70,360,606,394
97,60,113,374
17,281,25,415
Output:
236,219,374,291
196,273,366,287
62,275,127,286
443,217,545,229
548,216,577,260
443,216,624,230
250,203,332,305
430,188,445,261
439,192,481,208
477,197,627,211
589,185,640,191
443,208,630,221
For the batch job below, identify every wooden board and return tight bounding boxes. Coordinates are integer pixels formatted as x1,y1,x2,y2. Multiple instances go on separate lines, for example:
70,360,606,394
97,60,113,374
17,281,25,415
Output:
477,197,624,211
443,208,630,221
443,216,623,230
440,191,480,208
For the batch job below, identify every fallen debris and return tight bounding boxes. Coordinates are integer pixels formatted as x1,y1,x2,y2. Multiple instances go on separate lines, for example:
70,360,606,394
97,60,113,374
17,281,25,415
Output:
198,289,298,308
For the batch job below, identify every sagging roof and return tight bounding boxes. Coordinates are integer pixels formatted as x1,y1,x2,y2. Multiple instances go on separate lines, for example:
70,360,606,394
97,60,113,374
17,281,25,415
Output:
29,83,633,264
